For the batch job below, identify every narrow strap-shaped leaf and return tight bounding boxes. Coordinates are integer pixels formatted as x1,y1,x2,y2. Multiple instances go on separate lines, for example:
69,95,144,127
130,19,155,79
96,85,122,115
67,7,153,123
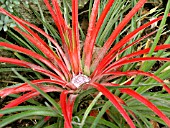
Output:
122,44,170,60
83,0,100,74
105,44,170,73
50,0,73,61
67,94,77,123
0,79,66,98
72,0,81,74
91,83,135,128
93,13,164,68
51,0,67,30
0,7,71,79
83,0,100,55
91,0,148,74
109,57,170,72
14,27,58,63
80,92,102,128
120,88,170,127
83,0,115,74
1,86,63,112
0,6,70,71
44,0,81,74
92,14,170,76
44,0,67,43
0,8,58,64
117,29,159,58
0,57,60,80
60,91,72,128
102,70,170,93
147,0,170,57
91,29,158,77
0,110,56,127
94,0,146,64
14,27,71,80
0,106,52,114
12,69,62,115
44,0,74,72
0,42,65,79
99,83,119,87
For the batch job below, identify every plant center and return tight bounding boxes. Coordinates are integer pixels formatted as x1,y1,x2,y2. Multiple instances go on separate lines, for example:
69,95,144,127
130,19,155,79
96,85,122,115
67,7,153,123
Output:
71,74,91,88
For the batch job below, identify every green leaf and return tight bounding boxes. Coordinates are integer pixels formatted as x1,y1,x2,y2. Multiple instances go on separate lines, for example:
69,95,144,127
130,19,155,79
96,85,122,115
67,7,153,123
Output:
3,25,7,31
4,16,9,23
0,26,3,31
0,110,56,127
0,20,3,25
9,22,16,27
80,92,102,128
13,0,20,5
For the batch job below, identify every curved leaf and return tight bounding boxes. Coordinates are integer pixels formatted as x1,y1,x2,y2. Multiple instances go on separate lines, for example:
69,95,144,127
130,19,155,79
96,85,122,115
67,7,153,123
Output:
103,70,170,93
120,88,170,127
91,83,135,128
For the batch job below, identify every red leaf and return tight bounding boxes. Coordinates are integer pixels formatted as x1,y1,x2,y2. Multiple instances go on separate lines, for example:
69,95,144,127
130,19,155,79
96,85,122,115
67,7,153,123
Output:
91,6,170,78
60,91,72,128
121,44,170,61
0,42,65,79
91,83,135,128
83,0,100,74
44,0,75,74
1,6,70,71
117,29,158,57
105,45,170,73
0,79,65,98
1,86,63,113
120,88,170,127
0,7,71,80
0,57,60,80
72,0,81,74
51,0,67,30
103,70,170,93
83,0,115,74
14,27,71,80
91,0,147,72
44,0,67,43
112,57,170,71
67,94,77,122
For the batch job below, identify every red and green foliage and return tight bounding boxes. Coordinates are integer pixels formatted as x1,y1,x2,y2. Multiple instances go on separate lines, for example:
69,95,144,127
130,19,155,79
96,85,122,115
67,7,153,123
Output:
0,0,170,127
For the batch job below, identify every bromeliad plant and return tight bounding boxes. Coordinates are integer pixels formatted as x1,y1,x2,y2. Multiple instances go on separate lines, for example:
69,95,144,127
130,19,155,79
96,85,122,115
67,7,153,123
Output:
0,0,170,127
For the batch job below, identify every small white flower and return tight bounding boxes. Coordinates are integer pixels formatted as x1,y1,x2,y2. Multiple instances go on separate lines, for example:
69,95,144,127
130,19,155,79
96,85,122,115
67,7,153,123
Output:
71,74,90,88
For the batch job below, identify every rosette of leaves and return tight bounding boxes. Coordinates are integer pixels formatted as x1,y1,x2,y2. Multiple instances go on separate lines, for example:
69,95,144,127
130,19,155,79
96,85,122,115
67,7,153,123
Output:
0,0,170,128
